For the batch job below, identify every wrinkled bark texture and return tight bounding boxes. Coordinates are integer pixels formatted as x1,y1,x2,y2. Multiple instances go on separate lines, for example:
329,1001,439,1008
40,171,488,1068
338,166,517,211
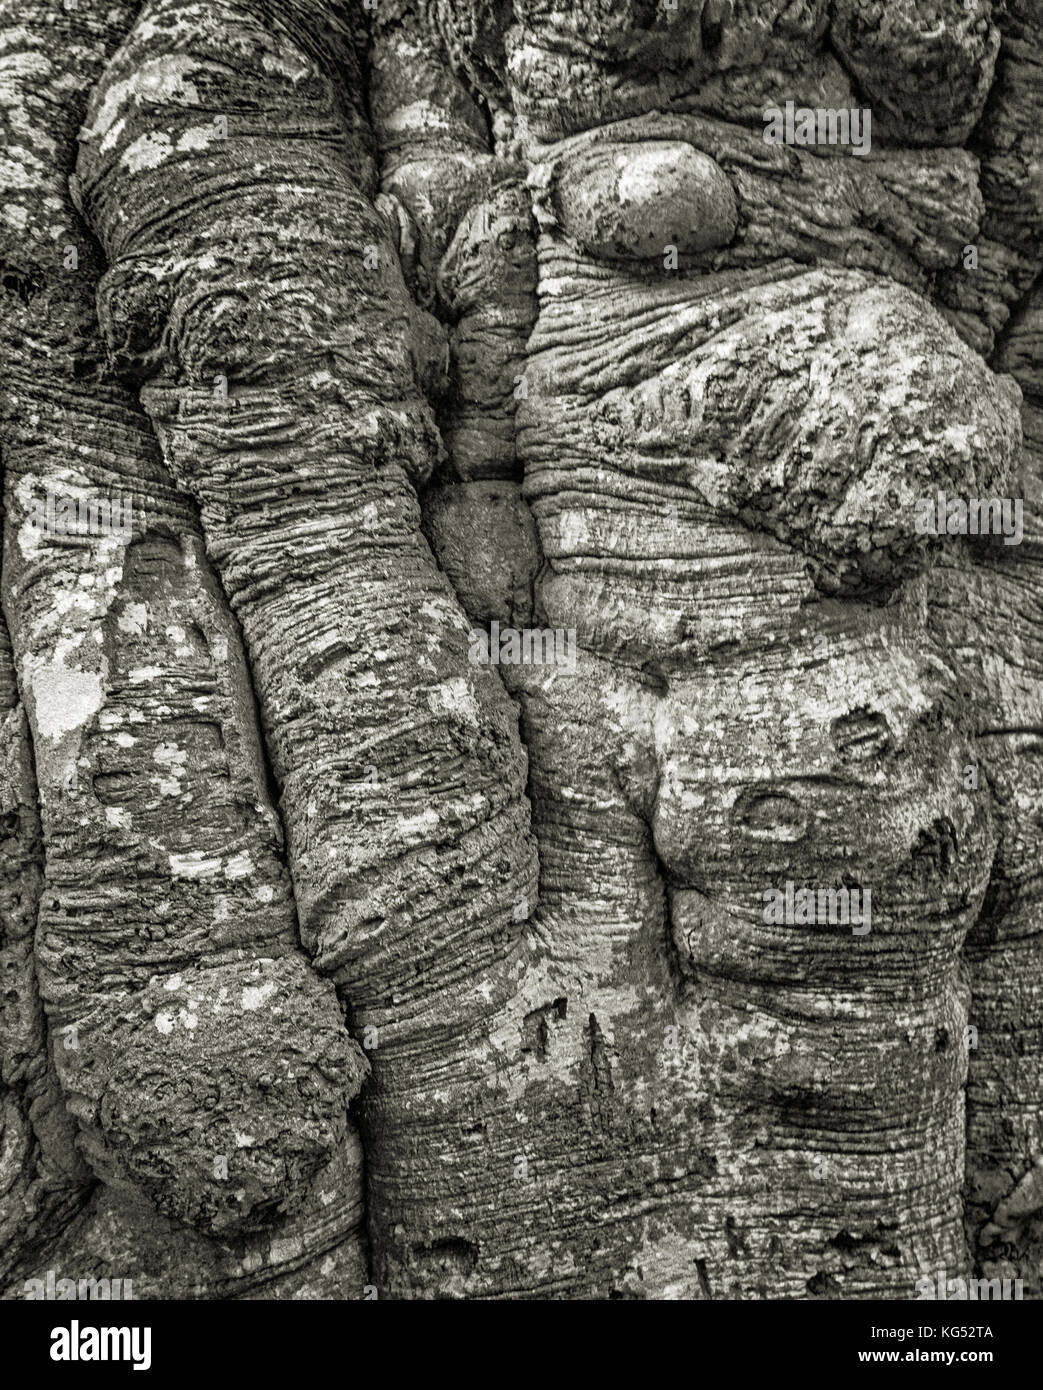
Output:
1,0,1041,1299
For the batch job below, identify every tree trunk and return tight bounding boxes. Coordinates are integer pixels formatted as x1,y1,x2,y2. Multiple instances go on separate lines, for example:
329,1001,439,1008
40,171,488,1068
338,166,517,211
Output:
1,0,1041,1300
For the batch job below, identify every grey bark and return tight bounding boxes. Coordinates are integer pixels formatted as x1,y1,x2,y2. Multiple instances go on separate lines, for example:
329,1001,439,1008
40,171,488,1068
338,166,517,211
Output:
1,0,1041,1300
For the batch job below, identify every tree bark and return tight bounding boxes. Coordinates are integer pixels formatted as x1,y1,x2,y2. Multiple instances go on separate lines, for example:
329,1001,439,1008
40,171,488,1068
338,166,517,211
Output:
1,0,1042,1299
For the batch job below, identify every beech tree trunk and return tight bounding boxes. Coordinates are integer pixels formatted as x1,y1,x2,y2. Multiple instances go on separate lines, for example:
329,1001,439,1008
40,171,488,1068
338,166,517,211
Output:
1,0,1042,1300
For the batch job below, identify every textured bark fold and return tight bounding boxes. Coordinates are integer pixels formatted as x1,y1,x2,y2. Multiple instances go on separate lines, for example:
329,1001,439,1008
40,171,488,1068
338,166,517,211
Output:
1,0,369,1295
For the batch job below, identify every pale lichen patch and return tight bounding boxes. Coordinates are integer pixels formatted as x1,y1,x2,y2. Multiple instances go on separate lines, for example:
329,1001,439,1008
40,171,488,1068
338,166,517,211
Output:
30,664,104,741
241,980,277,1012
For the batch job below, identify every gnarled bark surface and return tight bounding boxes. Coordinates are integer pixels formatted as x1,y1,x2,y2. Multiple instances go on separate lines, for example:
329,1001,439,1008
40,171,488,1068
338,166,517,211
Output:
1,0,1041,1300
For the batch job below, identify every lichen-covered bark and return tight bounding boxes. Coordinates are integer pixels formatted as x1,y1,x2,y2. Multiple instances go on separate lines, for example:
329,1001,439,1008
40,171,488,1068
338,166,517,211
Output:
924,276,1043,1297
367,0,1041,1298
0,595,87,1287
1,0,368,1296
2,0,1042,1300
72,0,547,1297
